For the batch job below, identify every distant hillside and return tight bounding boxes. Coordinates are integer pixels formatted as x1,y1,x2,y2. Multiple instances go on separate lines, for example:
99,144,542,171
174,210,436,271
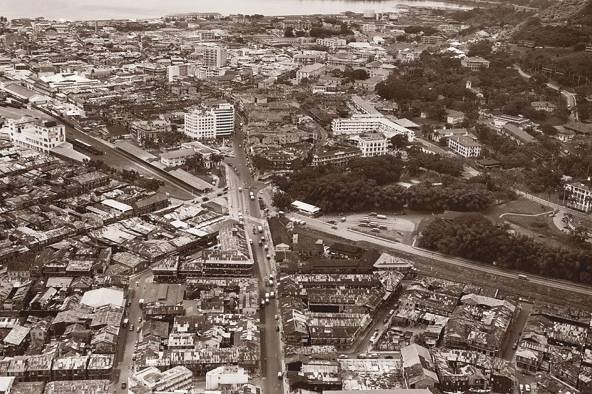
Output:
513,0,592,47
538,0,592,23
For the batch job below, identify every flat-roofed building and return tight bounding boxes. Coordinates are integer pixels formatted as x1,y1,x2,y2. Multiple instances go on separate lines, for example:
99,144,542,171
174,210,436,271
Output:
564,182,592,213
184,103,235,139
448,136,482,158
5,116,66,153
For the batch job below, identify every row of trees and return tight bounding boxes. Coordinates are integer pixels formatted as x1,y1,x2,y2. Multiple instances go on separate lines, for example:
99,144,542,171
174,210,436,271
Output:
419,214,592,283
273,156,496,213
274,179,495,214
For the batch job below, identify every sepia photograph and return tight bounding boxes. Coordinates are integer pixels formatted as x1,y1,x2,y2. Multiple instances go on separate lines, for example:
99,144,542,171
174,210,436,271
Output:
0,0,591,393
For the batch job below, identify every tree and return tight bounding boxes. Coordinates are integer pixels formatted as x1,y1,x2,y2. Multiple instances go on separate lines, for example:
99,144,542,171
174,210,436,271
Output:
184,154,207,173
468,40,492,57
272,191,292,211
345,68,369,81
419,213,592,284
390,134,408,149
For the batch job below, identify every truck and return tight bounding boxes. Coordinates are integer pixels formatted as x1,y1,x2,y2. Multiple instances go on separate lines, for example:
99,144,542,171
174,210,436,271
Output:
257,225,263,233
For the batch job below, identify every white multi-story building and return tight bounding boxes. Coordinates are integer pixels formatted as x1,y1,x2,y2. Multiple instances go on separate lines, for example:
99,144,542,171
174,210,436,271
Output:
355,133,388,157
316,38,347,49
211,103,235,137
206,365,249,390
202,45,227,68
184,103,235,140
564,182,592,213
5,116,66,153
448,136,482,158
332,114,415,141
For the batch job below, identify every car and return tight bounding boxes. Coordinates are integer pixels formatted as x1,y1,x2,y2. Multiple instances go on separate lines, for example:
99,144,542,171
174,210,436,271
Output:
274,314,279,320
275,326,280,332
327,219,336,224
277,371,283,379
121,382,127,389
331,225,338,230
525,384,531,392
136,326,141,332
129,324,134,332
260,299,266,306
371,228,380,233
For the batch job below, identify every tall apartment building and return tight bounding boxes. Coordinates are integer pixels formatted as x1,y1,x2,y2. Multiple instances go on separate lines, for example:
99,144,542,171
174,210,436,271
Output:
5,116,66,153
203,46,227,68
184,103,235,139
564,182,592,213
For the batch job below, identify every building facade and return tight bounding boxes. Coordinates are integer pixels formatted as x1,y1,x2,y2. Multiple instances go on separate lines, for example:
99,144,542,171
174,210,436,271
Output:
6,116,66,153
448,136,482,158
203,46,227,69
184,103,235,139
356,133,387,157
564,182,592,213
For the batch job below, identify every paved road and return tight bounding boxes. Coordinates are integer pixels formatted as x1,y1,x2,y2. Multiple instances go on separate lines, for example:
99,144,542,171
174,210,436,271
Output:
115,270,153,393
290,213,592,297
499,210,553,219
227,132,284,394
501,302,532,361
513,65,579,120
